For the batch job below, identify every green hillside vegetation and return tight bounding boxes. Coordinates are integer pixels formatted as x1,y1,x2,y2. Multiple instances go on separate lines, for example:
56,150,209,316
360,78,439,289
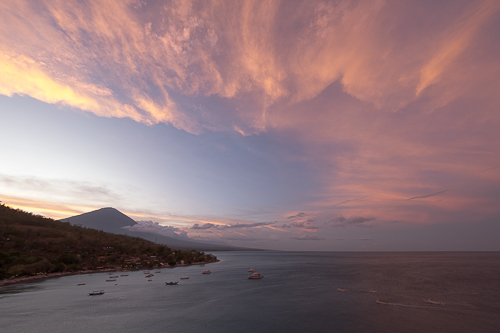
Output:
0,203,217,280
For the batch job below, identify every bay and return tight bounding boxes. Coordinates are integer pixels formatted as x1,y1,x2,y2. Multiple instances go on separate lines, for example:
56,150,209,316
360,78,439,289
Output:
1,251,499,333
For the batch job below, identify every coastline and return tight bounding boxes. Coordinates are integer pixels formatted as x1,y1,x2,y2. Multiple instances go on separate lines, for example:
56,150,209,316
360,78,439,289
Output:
0,260,220,287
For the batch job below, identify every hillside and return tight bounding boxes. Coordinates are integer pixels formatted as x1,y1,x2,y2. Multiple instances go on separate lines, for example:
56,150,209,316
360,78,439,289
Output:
61,208,257,251
0,203,217,280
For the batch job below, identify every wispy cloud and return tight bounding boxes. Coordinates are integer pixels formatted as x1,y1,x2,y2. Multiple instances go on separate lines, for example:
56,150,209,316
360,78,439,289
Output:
191,221,274,230
292,234,325,241
287,212,307,220
407,190,447,200
281,220,318,230
331,215,376,227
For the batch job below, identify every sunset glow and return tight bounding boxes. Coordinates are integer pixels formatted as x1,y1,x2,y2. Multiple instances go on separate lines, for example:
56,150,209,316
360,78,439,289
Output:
1,0,499,250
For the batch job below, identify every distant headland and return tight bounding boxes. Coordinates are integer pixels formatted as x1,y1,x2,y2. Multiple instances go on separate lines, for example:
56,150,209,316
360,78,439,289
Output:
0,203,219,285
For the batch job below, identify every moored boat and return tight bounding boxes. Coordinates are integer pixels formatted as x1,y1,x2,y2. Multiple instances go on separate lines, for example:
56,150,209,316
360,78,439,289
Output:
165,281,179,285
89,290,105,296
180,276,189,279
248,268,255,272
426,299,443,305
248,272,263,279
106,279,116,282
202,269,211,274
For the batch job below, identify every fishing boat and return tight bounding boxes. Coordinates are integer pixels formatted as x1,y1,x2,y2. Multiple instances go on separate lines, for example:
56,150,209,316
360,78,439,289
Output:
202,269,211,274
165,281,179,285
337,288,347,292
180,276,189,279
426,299,443,305
248,268,255,272
248,272,263,279
89,290,105,296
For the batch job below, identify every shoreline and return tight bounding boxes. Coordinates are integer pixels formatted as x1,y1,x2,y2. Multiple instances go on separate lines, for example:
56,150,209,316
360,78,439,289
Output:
0,260,220,287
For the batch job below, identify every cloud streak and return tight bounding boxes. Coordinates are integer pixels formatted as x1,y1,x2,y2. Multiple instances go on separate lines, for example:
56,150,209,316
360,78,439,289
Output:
292,234,325,241
407,190,447,201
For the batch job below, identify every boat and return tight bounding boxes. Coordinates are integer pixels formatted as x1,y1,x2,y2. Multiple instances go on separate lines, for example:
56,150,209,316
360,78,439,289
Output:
89,290,105,296
165,281,179,285
370,290,378,293
248,272,263,279
248,268,255,272
202,270,211,274
148,279,152,281
337,288,347,292
145,274,154,277
426,299,443,305
180,276,189,279
143,271,150,274
106,279,116,282
155,271,161,273
376,299,389,305
109,275,119,278
120,274,128,277
77,283,86,286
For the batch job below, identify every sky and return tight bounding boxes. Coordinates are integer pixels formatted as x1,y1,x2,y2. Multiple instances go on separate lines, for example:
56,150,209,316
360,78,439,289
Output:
1,0,500,251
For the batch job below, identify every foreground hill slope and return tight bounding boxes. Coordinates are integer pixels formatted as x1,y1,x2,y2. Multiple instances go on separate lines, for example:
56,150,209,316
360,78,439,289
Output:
0,204,216,280
61,208,257,251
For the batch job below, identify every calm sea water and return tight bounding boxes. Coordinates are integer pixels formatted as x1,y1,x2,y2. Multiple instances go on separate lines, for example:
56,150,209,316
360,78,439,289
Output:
1,252,499,333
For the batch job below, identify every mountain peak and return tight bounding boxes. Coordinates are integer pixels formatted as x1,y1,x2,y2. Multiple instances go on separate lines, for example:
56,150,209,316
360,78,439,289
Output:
60,207,137,233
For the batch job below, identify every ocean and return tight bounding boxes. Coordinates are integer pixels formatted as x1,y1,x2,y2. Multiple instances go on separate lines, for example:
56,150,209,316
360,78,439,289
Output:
1,251,499,333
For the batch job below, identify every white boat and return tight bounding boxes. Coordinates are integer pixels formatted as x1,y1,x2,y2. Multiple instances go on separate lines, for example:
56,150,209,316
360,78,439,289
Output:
202,270,211,274
89,290,105,296
145,274,154,277
248,268,255,272
248,272,263,279
180,276,189,279
376,299,389,305
337,288,347,292
426,299,443,305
